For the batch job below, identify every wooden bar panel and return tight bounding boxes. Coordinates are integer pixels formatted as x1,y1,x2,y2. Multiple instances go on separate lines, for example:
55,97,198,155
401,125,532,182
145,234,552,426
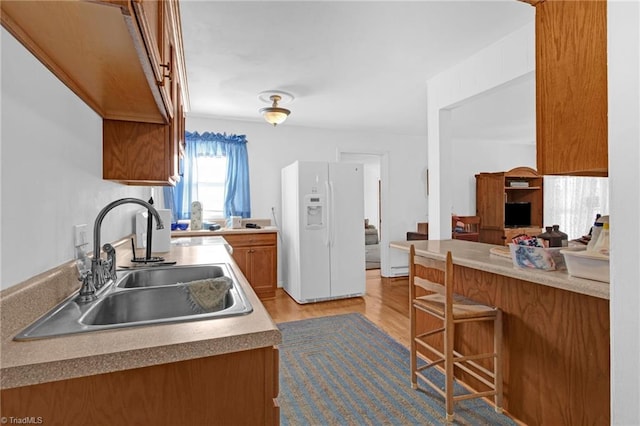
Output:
415,264,610,424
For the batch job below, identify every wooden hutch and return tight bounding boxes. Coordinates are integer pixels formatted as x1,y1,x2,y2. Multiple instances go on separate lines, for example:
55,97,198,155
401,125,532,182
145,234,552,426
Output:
476,167,543,245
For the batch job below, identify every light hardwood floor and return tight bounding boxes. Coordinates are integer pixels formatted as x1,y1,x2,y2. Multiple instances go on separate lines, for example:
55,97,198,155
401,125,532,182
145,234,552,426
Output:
261,269,412,348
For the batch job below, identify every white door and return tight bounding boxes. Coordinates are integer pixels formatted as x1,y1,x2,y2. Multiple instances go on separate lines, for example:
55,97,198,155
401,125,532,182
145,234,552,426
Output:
328,162,366,297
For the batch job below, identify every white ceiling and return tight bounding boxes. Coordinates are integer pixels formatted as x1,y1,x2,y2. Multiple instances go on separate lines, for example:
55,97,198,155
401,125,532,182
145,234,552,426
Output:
180,1,534,136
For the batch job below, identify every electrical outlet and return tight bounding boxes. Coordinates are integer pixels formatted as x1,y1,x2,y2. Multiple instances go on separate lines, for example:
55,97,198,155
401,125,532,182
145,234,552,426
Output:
73,224,88,247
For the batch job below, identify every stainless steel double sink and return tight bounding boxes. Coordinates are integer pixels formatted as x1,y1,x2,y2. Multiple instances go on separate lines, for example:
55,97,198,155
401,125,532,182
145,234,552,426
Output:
14,264,253,341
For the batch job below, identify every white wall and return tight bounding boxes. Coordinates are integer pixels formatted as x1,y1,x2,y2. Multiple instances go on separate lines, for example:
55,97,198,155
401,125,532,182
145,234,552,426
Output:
1,28,148,290
451,140,535,216
608,1,640,424
449,74,536,215
427,22,535,239
340,153,381,230
187,115,427,276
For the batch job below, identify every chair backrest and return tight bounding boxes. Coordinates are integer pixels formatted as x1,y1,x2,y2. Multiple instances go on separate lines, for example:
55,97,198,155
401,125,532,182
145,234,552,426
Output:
409,246,454,316
452,215,480,233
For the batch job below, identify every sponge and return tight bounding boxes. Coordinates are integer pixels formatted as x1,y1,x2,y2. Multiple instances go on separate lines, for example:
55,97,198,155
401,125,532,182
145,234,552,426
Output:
180,277,232,313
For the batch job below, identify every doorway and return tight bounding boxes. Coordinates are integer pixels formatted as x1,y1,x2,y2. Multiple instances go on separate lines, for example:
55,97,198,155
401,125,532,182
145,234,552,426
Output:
338,152,383,270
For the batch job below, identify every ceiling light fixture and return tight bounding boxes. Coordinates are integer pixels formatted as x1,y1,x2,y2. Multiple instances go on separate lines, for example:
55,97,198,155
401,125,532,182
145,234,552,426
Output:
258,91,293,126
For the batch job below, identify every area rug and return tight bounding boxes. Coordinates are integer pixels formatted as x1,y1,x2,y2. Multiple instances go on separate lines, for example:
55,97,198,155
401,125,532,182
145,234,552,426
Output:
277,313,516,426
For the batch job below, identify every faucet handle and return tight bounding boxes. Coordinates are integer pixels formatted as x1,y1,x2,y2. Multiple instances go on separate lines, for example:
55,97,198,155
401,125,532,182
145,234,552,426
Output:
76,268,97,303
103,243,117,281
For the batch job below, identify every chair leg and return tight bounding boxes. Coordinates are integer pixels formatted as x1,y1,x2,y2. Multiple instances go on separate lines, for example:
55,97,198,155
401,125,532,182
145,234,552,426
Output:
410,304,417,389
445,320,455,421
494,310,504,413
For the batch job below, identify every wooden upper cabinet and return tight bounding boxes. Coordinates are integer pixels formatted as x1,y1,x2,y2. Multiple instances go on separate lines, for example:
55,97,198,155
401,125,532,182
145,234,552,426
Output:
1,0,167,123
1,0,188,186
535,0,608,176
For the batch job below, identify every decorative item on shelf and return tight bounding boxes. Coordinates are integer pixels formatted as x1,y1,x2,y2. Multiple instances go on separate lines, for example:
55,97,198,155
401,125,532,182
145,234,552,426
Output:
190,201,203,230
228,215,242,229
258,90,294,126
171,223,189,231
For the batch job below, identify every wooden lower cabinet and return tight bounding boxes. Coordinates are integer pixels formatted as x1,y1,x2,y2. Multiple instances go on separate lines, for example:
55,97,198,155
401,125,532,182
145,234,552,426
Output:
224,233,277,299
0,346,279,426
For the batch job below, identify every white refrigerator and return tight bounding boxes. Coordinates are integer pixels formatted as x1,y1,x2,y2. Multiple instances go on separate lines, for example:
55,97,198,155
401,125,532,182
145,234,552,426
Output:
281,161,366,304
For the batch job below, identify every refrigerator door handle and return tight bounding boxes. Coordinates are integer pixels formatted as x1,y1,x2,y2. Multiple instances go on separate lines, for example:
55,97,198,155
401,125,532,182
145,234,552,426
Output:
328,180,336,247
324,181,331,247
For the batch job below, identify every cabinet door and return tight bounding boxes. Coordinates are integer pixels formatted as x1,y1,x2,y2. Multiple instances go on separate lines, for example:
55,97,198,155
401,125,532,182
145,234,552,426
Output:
1,347,279,425
103,119,174,185
167,43,180,182
132,0,175,119
536,0,608,176
248,245,277,299
224,233,277,299
479,229,507,246
475,173,505,230
230,246,251,280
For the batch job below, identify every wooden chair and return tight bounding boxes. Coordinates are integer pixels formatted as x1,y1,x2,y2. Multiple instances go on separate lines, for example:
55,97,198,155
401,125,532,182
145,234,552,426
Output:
452,215,480,242
409,245,503,421
407,222,428,241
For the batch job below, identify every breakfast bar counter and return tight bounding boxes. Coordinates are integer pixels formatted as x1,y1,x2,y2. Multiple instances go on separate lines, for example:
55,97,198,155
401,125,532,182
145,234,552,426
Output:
391,239,610,425
390,239,609,299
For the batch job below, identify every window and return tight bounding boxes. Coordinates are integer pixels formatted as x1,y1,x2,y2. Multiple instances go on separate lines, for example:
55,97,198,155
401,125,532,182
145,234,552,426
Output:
543,176,609,239
164,131,251,222
194,156,227,219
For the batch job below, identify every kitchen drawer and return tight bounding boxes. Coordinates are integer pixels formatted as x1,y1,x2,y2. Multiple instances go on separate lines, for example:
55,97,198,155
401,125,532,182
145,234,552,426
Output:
223,233,277,247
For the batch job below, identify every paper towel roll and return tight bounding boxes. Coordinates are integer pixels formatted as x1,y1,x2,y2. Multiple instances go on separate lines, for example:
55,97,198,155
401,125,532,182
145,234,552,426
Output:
135,209,171,252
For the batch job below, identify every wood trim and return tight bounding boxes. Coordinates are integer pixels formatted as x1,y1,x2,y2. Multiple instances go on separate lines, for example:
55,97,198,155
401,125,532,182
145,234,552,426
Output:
504,166,540,178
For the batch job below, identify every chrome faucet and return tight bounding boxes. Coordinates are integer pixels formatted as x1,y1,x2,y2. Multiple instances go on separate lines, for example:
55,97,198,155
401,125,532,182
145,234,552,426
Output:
77,198,164,303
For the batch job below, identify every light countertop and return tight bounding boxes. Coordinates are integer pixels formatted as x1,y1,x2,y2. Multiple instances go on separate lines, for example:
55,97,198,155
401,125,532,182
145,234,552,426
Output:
0,236,281,390
171,227,278,238
390,239,609,300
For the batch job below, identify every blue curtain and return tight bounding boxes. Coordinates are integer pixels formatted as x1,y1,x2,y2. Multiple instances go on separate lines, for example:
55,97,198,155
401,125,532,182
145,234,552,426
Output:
164,131,251,221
